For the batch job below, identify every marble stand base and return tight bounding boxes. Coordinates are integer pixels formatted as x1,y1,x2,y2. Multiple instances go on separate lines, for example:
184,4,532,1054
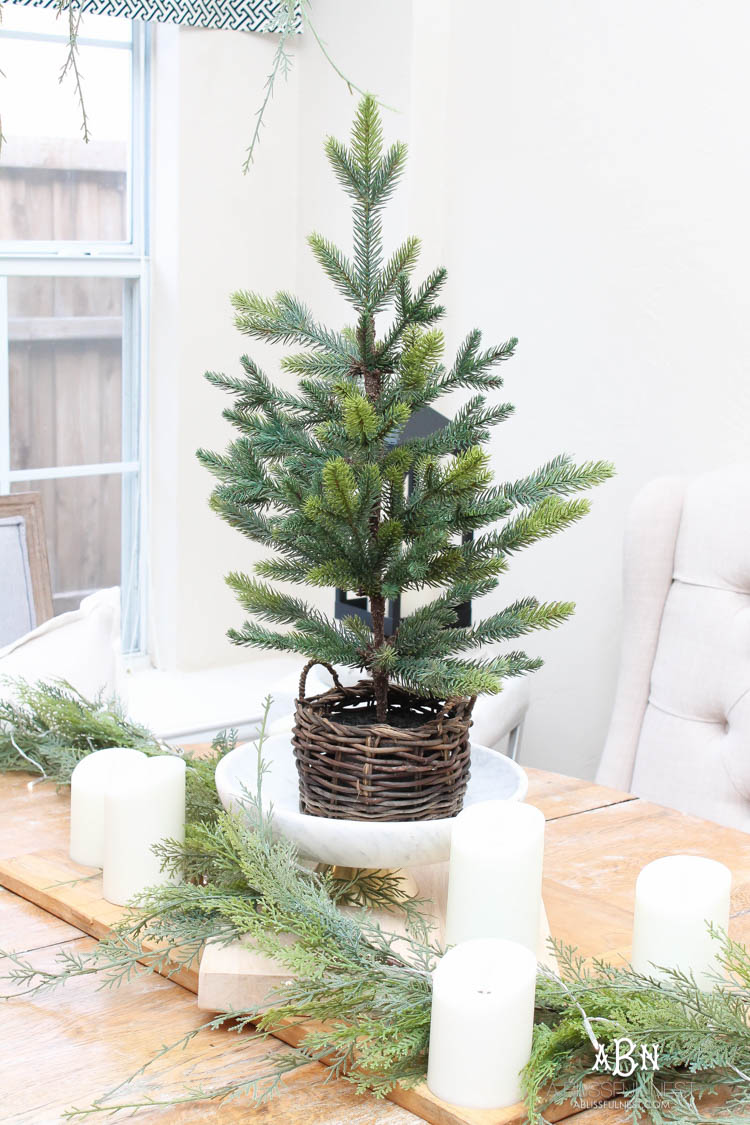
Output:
215,736,528,870
197,861,555,1013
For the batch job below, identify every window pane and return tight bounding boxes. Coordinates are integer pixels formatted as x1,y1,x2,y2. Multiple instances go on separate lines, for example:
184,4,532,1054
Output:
11,475,122,616
1,5,132,41
0,30,131,241
9,276,124,471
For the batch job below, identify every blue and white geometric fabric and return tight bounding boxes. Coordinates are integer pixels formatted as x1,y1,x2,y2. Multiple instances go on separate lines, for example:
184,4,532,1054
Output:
7,0,299,33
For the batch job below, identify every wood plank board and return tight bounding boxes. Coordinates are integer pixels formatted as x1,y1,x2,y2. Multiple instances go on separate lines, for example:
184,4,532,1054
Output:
524,769,637,821
0,879,618,1125
1,869,418,1124
0,846,561,1125
1,923,418,1125
0,769,661,1125
0,766,634,864
197,864,558,1010
544,798,750,949
0,849,199,993
0,773,72,859
0,884,82,951
11,765,746,1125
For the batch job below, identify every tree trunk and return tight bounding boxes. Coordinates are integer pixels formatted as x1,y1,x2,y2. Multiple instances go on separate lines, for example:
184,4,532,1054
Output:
370,593,389,722
360,319,389,723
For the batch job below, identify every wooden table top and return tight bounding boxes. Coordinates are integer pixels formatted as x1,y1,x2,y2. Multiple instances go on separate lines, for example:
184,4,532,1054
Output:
2,764,749,1124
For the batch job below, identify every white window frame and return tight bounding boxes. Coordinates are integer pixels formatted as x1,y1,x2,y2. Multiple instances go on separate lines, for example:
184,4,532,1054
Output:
0,19,150,655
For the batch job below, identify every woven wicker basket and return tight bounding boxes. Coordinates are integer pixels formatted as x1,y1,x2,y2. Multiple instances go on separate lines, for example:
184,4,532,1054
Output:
292,661,475,822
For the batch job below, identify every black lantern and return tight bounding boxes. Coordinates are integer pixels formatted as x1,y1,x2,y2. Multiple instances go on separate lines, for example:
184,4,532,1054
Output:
334,407,472,636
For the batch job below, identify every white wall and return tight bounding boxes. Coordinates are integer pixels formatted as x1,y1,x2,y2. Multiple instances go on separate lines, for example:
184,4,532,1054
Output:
149,1,415,667
434,1,750,776
149,2,750,778
149,22,301,668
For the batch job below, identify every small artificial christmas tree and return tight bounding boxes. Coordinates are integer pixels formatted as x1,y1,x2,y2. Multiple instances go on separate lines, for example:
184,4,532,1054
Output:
199,96,612,815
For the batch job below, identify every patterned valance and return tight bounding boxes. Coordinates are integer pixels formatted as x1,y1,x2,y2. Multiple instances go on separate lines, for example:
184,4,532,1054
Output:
7,0,298,34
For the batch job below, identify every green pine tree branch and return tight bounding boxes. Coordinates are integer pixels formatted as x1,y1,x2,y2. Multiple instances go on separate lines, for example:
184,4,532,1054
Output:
199,95,615,705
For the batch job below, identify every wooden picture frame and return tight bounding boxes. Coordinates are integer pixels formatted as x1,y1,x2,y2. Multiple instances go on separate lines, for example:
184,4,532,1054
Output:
0,492,54,630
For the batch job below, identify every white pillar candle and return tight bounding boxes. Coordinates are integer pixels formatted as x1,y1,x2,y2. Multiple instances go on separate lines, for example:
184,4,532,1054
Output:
427,938,537,1109
69,747,147,867
102,755,186,906
631,854,731,988
445,800,545,951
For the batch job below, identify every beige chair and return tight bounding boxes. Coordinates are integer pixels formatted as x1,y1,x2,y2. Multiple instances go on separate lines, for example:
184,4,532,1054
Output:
0,492,53,648
597,465,750,832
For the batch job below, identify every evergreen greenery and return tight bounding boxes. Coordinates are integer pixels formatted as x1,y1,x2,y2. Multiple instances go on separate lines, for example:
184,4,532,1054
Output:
525,938,750,1123
1,697,750,1120
0,0,374,170
199,95,613,720
2,701,750,1121
0,678,235,827
2,703,438,1117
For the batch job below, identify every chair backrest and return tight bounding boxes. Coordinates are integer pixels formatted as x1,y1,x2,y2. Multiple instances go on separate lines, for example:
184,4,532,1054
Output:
597,465,750,831
0,493,53,648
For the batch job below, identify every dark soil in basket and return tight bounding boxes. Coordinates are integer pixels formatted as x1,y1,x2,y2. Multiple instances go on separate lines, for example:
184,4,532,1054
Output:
331,704,440,730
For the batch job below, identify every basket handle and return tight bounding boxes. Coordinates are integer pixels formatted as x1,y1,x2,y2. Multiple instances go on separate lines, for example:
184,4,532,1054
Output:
298,659,343,701
434,694,477,723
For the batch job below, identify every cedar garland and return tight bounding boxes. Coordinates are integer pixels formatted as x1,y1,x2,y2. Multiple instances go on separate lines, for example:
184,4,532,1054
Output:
2,686,750,1122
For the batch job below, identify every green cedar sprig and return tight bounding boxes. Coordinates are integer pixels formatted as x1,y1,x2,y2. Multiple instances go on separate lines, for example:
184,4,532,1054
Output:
2,698,437,1117
3,694,750,1120
524,937,750,1124
0,678,234,827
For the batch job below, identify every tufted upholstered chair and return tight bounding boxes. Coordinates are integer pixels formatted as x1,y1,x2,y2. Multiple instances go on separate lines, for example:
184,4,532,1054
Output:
596,465,750,832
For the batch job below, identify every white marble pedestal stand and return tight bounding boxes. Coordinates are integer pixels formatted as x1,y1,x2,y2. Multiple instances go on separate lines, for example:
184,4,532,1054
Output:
200,734,552,1012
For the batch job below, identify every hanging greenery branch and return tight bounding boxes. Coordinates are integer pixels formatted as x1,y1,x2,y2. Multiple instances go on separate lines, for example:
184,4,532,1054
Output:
0,0,384,168
58,0,89,143
242,1,296,173
241,0,388,172
2,687,750,1120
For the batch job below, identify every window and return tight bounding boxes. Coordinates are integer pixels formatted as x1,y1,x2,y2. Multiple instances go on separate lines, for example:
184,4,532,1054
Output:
0,9,149,654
